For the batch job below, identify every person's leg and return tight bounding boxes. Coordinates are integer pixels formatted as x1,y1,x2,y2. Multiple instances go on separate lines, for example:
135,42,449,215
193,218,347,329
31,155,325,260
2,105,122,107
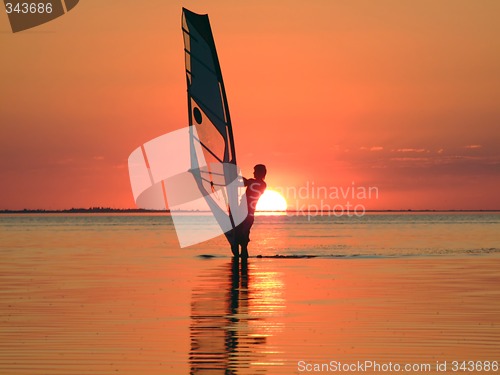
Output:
231,243,239,257
239,216,254,258
228,228,239,257
240,242,249,258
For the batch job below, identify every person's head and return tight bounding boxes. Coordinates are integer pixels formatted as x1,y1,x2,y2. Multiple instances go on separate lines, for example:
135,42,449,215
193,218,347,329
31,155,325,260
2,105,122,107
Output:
253,164,267,180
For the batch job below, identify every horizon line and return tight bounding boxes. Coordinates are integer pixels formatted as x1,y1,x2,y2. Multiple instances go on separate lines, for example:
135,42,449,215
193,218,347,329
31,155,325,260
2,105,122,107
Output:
1,208,499,214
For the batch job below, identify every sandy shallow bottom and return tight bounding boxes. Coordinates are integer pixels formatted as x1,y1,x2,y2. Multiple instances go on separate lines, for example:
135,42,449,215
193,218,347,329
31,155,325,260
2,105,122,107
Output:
1,247,499,374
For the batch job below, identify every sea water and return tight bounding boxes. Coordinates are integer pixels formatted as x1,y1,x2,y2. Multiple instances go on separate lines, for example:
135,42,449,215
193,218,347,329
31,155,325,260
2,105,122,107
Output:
1,213,499,374
3,212,497,257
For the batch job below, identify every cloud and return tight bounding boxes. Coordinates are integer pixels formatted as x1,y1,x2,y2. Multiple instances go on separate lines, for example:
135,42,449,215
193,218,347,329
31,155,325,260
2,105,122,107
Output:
394,148,428,153
55,158,74,165
390,157,432,163
464,144,482,149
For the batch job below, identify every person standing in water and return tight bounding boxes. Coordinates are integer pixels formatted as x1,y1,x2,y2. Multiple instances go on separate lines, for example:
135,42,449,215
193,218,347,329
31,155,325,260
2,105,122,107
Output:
231,164,267,258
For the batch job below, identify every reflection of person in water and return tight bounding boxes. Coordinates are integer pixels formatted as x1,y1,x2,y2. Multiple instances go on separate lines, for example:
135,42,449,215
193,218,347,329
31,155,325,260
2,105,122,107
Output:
190,259,284,374
190,259,258,374
231,164,267,258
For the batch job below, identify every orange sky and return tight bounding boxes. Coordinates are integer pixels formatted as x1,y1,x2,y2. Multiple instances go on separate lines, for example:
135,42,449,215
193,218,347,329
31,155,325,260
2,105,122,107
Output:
1,0,499,210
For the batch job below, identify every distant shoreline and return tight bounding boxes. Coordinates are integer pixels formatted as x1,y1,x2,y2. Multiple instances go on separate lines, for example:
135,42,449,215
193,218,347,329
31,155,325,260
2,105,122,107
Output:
1,208,499,214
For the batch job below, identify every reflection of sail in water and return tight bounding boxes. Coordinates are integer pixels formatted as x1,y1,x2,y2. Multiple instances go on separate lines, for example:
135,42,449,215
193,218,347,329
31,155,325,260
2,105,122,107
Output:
190,260,284,374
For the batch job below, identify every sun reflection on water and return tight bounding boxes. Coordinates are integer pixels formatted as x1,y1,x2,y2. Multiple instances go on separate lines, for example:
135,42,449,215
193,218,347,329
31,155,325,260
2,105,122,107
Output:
190,259,285,374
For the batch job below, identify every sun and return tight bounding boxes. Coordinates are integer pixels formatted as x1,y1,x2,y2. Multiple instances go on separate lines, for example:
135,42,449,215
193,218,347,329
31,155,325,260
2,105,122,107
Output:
256,190,287,211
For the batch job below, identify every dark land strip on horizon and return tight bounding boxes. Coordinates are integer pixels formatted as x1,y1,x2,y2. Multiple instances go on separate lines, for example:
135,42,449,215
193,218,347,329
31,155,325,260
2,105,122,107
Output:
1,208,499,214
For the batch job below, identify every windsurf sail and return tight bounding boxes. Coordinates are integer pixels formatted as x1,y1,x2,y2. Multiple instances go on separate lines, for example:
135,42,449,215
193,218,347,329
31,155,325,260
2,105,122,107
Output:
127,8,246,248
181,8,246,246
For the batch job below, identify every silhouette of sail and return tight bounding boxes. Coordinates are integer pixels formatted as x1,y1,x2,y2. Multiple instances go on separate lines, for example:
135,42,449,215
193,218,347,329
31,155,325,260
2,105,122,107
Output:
182,8,246,247
127,8,247,247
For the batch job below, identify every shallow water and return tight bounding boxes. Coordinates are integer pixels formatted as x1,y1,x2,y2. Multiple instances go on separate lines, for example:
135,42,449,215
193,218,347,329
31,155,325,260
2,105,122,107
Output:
1,213,499,374
2,212,498,257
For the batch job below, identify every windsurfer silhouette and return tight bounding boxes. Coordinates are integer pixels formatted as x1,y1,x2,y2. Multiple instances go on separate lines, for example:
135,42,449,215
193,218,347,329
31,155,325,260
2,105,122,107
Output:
231,164,267,258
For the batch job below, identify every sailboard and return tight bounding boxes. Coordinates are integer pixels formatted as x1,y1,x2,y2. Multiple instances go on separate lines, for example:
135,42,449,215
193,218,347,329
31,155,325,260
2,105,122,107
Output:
181,8,246,247
128,8,246,248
